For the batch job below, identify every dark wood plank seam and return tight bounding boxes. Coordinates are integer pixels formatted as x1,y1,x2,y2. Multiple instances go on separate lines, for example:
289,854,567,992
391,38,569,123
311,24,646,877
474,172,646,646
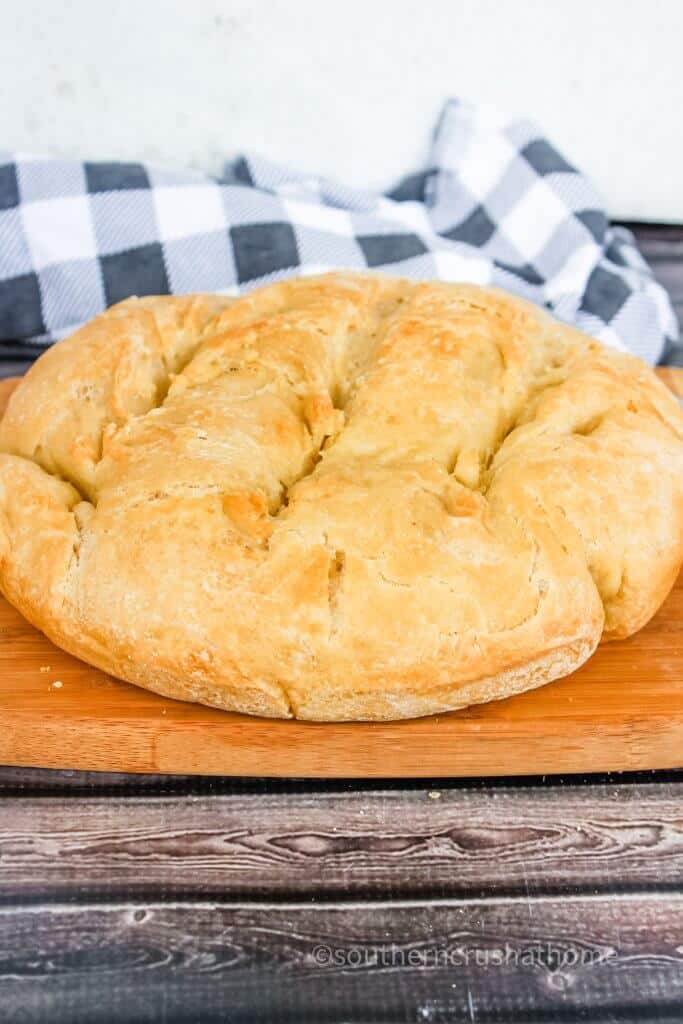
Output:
0,766,682,792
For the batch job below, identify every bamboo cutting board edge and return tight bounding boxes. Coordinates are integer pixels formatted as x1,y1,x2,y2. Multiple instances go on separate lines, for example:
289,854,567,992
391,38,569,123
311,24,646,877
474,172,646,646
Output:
0,370,681,778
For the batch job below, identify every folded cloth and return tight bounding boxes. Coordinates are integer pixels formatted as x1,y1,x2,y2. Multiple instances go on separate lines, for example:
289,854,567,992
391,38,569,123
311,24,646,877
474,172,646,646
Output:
0,99,678,365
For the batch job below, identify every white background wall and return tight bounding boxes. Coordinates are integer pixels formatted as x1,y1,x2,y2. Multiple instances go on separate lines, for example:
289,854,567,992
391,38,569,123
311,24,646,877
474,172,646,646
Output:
1,0,681,221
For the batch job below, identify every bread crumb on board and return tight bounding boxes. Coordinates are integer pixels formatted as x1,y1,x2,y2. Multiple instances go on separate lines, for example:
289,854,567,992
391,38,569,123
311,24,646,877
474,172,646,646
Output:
51,680,63,689
39,665,51,673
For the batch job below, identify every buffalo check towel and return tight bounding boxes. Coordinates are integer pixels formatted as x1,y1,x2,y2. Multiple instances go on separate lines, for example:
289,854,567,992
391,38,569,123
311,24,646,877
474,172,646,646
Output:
0,99,679,365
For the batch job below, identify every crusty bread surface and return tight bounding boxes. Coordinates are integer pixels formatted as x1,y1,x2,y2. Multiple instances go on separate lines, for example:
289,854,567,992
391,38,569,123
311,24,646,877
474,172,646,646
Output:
0,273,681,720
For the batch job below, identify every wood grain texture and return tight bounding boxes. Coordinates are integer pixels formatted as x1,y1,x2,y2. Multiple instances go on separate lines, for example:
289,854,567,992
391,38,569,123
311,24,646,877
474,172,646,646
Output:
0,783,681,900
0,369,681,778
0,897,681,1023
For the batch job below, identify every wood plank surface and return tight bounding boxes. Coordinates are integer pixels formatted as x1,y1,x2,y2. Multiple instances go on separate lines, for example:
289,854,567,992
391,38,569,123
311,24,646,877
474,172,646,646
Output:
0,896,681,1023
0,782,681,900
0,369,681,779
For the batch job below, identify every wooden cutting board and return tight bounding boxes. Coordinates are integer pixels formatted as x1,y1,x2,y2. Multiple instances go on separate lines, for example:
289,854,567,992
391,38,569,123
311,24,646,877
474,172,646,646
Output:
0,371,681,778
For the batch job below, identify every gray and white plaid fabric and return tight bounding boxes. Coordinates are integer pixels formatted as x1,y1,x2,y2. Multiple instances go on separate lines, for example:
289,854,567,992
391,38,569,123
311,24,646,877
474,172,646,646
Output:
0,99,679,365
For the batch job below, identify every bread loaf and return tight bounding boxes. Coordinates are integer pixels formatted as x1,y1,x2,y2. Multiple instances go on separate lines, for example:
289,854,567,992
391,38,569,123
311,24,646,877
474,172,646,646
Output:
0,273,681,720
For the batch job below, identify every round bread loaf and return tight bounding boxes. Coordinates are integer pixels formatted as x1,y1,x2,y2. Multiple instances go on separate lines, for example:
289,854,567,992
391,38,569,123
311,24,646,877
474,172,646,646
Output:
0,273,681,720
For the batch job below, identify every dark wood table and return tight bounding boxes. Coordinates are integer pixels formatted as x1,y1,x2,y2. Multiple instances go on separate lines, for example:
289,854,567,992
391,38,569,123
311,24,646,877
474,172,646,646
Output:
0,225,682,1023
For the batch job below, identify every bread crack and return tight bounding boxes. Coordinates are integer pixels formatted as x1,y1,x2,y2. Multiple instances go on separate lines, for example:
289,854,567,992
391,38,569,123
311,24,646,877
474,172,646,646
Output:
64,499,95,592
269,286,413,521
574,413,605,437
268,433,329,522
378,570,411,589
327,548,346,638
27,442,97,510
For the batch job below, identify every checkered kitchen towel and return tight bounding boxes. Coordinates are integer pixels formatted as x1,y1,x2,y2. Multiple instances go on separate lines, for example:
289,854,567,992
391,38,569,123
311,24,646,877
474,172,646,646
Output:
0,99,679,366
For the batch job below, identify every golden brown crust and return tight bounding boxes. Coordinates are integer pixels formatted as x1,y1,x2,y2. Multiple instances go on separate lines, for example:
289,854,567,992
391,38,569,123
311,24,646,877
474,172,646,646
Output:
0,273,681,720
